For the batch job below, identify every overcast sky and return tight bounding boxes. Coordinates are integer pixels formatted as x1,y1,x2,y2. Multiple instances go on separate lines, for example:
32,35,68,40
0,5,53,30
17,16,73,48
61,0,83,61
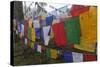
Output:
23,2,72,13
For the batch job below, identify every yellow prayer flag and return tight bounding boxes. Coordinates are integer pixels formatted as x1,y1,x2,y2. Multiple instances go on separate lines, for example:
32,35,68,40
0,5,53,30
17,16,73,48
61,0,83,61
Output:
30,27,35,49
28,18,32,28
31,42,34,49
74,6,97,52
31,27,35,42
50,49,58,59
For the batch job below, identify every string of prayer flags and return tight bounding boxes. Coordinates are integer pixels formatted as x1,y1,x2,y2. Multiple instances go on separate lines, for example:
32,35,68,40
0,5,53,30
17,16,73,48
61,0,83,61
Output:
52,22,67,47
63,51,73,62
70,5,89,17
74,6,97,52
64,16,80,44
43,26,51,46
13,5,97,64
50,49,58,59
72,52,83,62
84,53,97,61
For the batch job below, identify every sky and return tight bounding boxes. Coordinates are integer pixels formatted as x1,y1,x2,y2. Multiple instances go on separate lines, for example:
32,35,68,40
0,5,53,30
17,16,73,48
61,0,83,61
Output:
23,1,72,13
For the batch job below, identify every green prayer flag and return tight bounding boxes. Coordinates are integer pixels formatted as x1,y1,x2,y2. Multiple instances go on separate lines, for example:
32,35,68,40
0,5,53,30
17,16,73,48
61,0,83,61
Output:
28,27,32,40
46,48,50,58
64,16,80,44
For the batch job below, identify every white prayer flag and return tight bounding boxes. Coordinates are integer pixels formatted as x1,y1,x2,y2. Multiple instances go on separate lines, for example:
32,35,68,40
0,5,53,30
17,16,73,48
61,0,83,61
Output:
72,52,83,62
43,26,50,46
33,20,40,28
37,45,41,53
21,24,24,36
25,38,28,45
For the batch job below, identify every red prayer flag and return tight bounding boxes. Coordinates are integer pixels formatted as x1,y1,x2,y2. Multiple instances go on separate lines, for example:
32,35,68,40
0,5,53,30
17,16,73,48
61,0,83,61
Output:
84,53,97,61
24,20,28,38
52,21,67,47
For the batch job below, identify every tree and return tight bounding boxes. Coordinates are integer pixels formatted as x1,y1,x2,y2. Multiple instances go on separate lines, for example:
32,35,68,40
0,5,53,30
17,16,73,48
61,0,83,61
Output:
13,1,24,20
